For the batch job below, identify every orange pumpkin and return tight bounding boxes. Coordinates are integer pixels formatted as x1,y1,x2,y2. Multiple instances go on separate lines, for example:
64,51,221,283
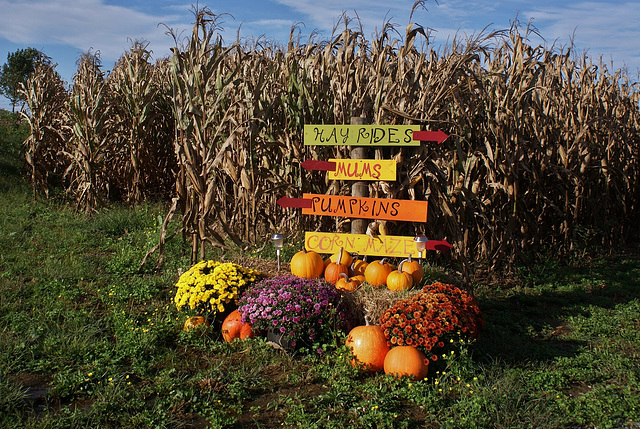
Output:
325,262,349,284
290,249,324,279
324,247,350,284
383,346,429,380
364,258,394,287
323,257,332,270
350,258,369,276
345,325,390,372
328,247,353,267
335,273,364,291
221,310,254,342
352,274,366,283
183,316,210,332
400,255,424,285
387,260,414,292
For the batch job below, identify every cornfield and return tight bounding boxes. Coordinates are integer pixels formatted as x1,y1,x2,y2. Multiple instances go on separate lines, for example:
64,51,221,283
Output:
19,6,640,274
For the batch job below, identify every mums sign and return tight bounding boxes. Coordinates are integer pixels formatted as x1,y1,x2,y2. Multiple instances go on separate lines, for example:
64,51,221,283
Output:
328,158,396,181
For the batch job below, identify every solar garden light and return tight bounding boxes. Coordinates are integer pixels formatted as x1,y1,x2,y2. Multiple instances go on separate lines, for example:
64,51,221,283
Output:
413,234,429,260
270,234,284,271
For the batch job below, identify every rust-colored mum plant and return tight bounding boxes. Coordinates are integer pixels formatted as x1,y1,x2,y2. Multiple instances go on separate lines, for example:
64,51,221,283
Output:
379,282,484,362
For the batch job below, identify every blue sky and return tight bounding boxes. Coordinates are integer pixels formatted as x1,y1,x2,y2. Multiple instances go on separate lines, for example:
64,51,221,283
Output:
1,0,640,110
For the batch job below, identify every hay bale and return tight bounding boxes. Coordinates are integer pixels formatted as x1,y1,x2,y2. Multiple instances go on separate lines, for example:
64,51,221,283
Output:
342,284,422,326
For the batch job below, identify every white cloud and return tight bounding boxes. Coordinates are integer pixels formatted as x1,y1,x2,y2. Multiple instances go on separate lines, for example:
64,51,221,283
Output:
0,0,187,62
272,0,428,39
522,2,640,72
0,0,638,87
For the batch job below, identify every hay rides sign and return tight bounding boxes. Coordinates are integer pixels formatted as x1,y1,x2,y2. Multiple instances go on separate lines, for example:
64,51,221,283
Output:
278,124,452,257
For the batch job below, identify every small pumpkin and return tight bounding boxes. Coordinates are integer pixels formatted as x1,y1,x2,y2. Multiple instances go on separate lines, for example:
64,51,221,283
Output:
335,273,364,291
350,258,369,276
323,257,332,270
345,325,390,372
324,247,350,284
328,247,353,267
386,260,414,292
400,255,424,285
183,316,210,332
221,310,254,343
383,346,429,380
364,258,394,287
290,249,324,279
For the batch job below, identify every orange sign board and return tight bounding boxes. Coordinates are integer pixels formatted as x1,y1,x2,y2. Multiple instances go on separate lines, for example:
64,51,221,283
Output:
301,193,427,222
304,124,421,146
305,232,421,258
328,159,396,181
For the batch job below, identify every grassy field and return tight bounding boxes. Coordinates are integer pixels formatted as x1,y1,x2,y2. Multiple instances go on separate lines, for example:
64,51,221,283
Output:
1,117,639,428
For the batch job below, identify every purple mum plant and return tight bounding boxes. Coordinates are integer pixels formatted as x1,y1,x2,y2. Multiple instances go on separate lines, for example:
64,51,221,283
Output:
238,274,350,350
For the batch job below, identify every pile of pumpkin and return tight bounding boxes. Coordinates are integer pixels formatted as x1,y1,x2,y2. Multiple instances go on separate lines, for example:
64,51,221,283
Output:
184,246,431,380
290,247,424,292
288,247,430,380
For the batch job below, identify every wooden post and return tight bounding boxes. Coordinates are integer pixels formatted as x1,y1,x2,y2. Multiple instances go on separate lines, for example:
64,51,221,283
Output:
350,116,368,234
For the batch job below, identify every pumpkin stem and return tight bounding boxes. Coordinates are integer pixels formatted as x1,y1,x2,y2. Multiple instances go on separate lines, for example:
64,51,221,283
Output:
399,259,407,271
380,258,388,265
407,254,413,262
364,314,370,326
337,247,344,265
339,272,349,280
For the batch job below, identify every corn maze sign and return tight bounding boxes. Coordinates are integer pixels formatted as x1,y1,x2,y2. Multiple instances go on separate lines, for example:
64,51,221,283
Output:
278,124,452,257
304,232,453,258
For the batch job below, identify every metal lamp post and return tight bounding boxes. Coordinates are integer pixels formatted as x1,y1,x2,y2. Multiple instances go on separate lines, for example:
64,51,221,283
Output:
413,234,429,260
270,234,284,271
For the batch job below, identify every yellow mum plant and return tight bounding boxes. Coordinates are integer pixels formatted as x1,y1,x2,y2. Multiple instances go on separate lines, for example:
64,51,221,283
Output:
174,260,262,316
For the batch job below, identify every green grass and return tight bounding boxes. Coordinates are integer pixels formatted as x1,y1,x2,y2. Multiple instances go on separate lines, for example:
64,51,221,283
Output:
1,114,639,428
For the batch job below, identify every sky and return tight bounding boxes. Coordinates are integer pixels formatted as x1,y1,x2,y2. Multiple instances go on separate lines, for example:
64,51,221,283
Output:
1,0,640,111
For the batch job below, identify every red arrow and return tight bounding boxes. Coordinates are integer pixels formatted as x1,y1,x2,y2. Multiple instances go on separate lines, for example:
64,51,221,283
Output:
301,159,336,172
277,196,313,209
412,130,449,144
424,240,453,252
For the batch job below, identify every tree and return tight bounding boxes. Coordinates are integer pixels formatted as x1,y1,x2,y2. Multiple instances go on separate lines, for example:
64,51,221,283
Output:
0,47,44,112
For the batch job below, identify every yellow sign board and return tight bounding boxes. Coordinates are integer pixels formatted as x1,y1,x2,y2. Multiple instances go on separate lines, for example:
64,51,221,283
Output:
304,124,421,146
305,231,421,258
328,158,396,181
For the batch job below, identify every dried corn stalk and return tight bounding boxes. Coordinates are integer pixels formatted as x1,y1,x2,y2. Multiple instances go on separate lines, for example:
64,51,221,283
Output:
62,52,111,213
21,57,69,197
19,7,640,275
